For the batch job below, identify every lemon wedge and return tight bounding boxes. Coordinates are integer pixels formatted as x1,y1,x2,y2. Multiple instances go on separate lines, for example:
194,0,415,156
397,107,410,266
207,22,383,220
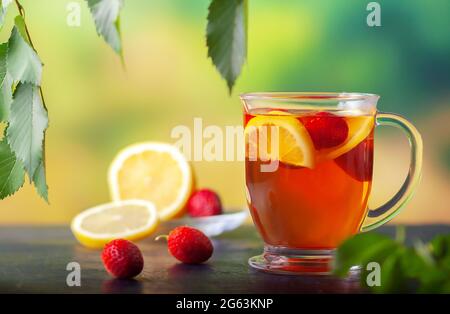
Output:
71,200,159,249
108,142,193,221
244,113,315,168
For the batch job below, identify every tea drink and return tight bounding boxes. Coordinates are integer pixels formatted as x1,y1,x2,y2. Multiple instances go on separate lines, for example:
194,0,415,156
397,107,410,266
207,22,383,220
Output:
245,110,374,249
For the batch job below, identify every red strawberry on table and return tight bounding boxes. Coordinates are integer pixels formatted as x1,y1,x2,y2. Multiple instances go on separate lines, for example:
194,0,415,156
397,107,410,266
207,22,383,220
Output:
302,112,349,150
101,239,144,279
187,189,222,217
157,226,213,264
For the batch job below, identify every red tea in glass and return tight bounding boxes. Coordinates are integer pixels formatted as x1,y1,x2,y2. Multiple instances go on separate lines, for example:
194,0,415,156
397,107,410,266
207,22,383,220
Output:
241,92,422,274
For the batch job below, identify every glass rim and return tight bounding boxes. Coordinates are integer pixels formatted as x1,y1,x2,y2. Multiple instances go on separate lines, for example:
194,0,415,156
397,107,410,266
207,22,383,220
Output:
240,92,380,102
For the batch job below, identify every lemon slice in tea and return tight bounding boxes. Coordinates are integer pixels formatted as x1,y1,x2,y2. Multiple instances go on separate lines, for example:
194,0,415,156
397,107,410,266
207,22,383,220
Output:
244,113,315,168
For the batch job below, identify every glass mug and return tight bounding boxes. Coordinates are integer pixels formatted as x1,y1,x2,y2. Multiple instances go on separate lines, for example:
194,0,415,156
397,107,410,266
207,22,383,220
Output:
241,92,422,275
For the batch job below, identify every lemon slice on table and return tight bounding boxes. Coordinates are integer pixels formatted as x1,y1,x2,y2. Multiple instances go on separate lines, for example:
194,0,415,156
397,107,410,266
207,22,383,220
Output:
317,115,374,161
108,142,193,221
244,113,315,168
71,200,159,249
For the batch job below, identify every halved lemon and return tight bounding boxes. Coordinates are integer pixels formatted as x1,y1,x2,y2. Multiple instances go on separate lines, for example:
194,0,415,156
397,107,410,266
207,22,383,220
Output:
244,113,315,168
108,142,193,221
71,200,159,249
317,115,374,161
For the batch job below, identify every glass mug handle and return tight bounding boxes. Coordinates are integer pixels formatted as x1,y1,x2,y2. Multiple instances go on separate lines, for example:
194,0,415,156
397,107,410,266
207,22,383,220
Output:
361,112,423,232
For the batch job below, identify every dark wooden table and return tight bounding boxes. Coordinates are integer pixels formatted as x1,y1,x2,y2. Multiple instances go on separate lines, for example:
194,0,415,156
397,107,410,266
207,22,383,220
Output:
0,225,448,294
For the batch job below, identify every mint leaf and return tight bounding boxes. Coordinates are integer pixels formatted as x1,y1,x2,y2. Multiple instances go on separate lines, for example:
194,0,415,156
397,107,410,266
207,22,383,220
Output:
335,230,450,293
429,235,450,274
32,159,48,201
430,235,450,260
207,0,247,93
0,137,24,199
87,0,124,55
6,83,48,183
333,232,400,277
7,16,42,85
371,251,405,293
373,247,438,294
0,0,13,30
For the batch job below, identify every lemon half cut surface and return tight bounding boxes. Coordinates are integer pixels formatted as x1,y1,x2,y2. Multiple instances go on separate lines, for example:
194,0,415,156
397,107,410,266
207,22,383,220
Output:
71,200,159,248
108,142,193,221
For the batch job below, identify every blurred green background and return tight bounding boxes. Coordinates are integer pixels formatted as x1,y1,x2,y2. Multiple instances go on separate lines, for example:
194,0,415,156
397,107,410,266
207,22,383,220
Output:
0,0,449,224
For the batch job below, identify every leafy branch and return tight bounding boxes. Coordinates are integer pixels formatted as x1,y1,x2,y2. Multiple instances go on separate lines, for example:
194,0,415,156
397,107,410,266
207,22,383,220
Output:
14,0,35,48
0,0,126,201
0,0,47,201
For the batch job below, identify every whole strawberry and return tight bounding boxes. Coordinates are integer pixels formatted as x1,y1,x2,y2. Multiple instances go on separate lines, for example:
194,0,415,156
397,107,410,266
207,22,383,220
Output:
303,112,349,150
187,189,222,217
101,239,144,279
161,226,213,264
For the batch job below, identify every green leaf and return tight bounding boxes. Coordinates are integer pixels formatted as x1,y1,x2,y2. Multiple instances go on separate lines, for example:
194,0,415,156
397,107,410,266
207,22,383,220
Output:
0,42,12,121
370,250,406,293
416,266,450,293
0,42,6,83
335,231,450,293
333,232,400,277
400,248,432,278
6,83,48,183
370,248,427,293
86,0,124,55
0,72,12,121
207,0,247,93
429,235,450,275
7,16,42,85
0,137,25,199
430,234,450,260
32,159,48,201
0,0,13,30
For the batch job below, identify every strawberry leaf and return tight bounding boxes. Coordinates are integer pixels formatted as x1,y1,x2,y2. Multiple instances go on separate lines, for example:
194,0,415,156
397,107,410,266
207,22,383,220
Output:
6,83,48,187
207,0,247,93
0,137,24,199
86,0,124,56
7,16,42,85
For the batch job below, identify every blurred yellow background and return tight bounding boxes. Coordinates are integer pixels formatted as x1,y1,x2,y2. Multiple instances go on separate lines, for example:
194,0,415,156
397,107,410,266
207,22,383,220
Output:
0,0,449,224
